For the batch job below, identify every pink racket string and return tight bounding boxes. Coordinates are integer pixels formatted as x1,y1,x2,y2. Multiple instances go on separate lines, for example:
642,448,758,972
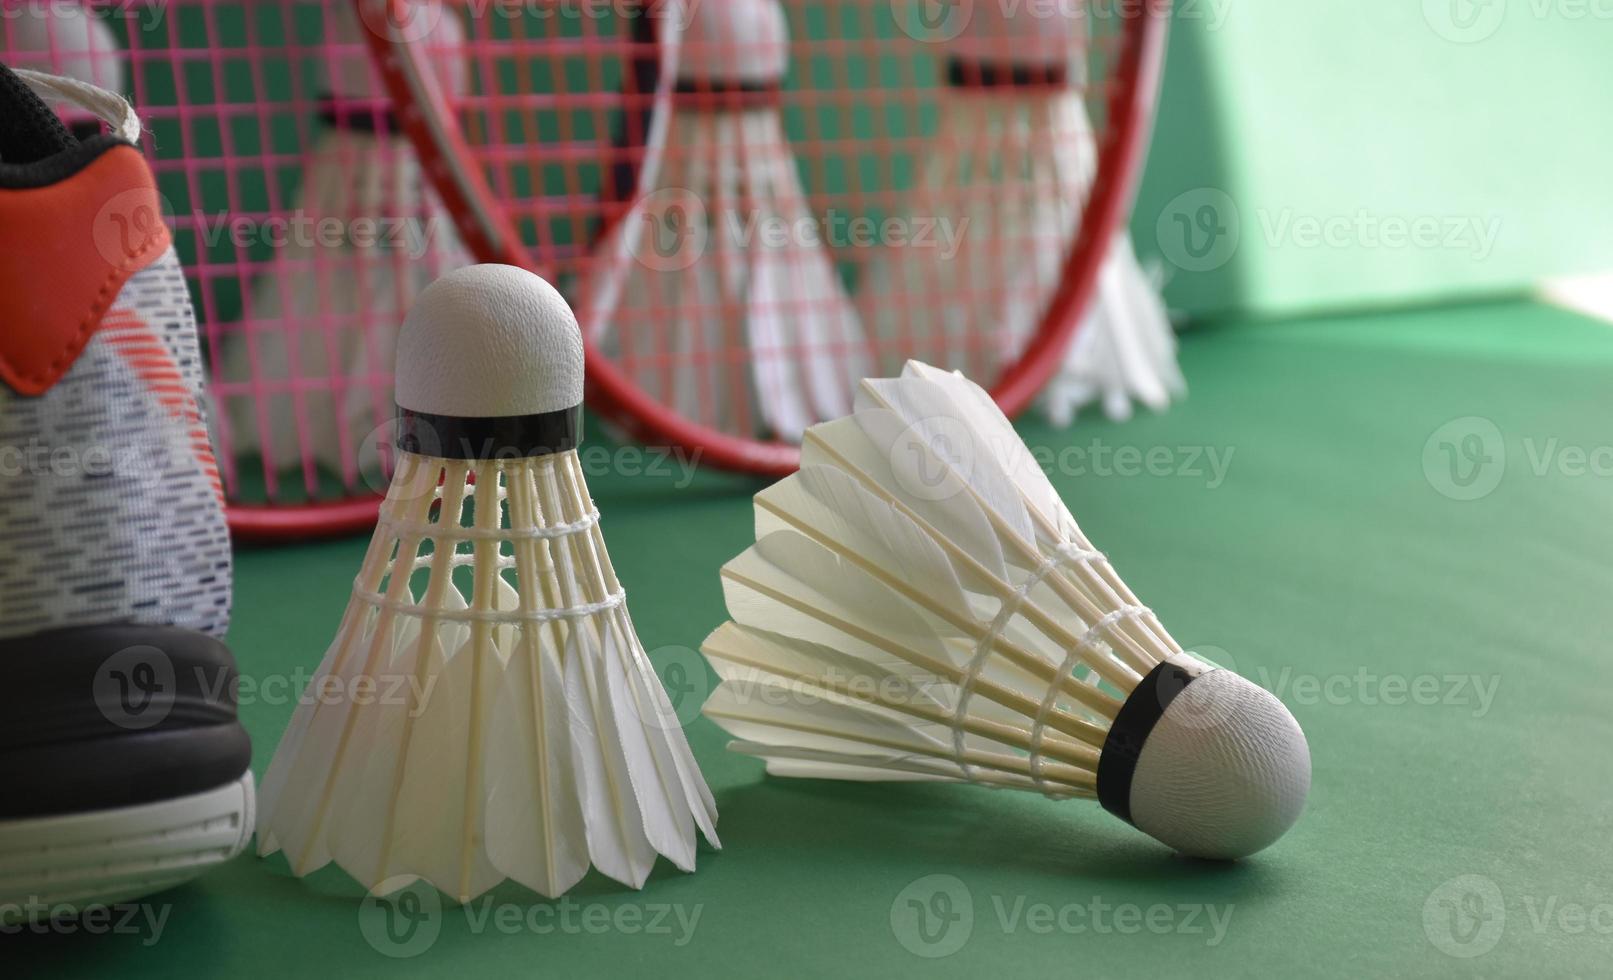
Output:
2,0,475,539
366,0,1168,475
3,0,1168,527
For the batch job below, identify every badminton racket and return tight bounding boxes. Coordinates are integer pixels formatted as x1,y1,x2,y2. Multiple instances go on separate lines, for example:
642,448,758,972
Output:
363,0,1169,476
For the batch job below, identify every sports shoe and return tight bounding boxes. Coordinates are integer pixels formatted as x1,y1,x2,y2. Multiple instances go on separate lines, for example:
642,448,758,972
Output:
0,65,253,924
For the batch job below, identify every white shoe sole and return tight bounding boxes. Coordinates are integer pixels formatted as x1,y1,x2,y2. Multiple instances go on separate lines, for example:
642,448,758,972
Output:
0,772,254,923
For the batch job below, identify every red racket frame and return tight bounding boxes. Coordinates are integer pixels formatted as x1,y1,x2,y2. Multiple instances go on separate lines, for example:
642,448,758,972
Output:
361,0,1170,479
230,497,391,539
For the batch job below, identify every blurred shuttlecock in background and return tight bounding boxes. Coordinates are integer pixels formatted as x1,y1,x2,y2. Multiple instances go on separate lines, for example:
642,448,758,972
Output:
862,3,1182,423
4,0,125,137
257,264,717,902
578,0,869,443
1050,237,1182,425
218,0,471,489
701,362,1308,859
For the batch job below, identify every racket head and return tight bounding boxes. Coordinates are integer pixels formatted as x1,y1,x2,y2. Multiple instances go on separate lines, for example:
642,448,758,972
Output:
0,1,488,539
367,0,1169,477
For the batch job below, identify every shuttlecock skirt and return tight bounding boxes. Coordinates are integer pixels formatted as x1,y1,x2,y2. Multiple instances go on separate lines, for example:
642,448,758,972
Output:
580,106,869,443
859,86,1183,423
257,449,717,901
220,130,470,485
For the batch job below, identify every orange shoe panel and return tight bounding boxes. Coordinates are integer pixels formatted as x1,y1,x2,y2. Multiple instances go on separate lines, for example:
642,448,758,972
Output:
0,145,173,397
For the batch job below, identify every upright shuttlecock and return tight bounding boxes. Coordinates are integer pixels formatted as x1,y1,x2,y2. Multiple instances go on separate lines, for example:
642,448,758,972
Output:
701,362,1308,859
6,0,124,136
578,0,869,443
220,1,470,485
257,264,718,901
862,5,1182,423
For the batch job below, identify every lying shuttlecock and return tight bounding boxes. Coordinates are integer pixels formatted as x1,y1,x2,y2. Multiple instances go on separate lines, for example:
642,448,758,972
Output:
578,0,869,442
257,264,718,901
701,361,1307,859
219,0,470,486
862,4,1183,423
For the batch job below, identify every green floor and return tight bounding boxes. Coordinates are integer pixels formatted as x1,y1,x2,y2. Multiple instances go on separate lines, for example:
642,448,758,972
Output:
21,300,1613,976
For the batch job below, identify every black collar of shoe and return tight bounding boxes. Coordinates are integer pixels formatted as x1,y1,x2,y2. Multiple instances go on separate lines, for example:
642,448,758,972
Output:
0,61,132,189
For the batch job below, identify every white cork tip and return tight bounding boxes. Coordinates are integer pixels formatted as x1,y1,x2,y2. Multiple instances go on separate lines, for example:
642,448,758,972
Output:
395,264,584,419
682,0,790,84
1129,669,1312,859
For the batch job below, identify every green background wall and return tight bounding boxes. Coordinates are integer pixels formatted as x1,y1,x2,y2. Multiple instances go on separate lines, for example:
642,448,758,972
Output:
1132,0,1613,318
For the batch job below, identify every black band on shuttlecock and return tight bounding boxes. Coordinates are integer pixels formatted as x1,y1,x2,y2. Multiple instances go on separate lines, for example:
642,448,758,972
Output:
945,58,1070,90
318,96,399,133
1096,658,1212,825
672,78,783,109
396,404,582,460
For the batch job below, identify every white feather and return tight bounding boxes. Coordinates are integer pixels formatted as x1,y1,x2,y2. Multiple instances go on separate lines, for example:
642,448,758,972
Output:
483,466,589,898
858,73,1182,425
702,362,1198,800
219,130,471,483
257,451,717,901
577,5,869,443
564,617,659,888
485,615,590,898
756,465,973,613
255,458,444,873
329,587,505,904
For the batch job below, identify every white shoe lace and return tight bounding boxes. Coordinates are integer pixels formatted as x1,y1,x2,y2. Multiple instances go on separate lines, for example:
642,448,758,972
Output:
14,67,141,144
